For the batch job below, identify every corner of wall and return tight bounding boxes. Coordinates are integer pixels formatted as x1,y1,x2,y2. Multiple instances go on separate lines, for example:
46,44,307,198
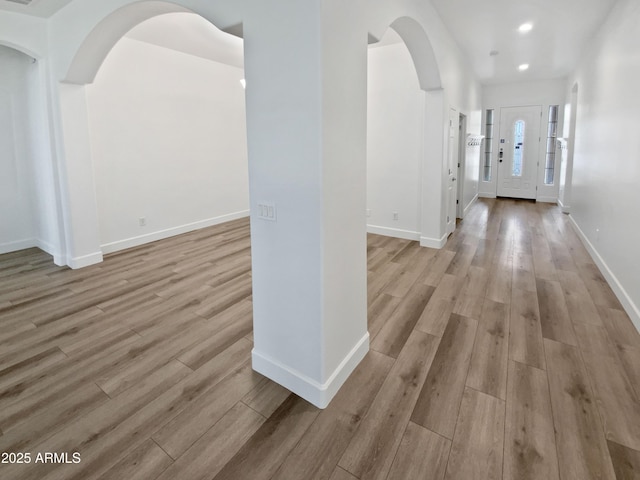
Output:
420,233,447,249
251,332,369,409
68,251,103,269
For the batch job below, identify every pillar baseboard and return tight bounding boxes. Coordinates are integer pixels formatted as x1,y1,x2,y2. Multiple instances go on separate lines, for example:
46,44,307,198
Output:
252,332,370,409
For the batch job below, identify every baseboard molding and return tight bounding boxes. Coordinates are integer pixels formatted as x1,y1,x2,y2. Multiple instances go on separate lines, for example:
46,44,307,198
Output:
463,193,479,218
35,239,62,263
68,251,104,269
420,233,447,249
0,238,37,255
478,192,497,199
0,238,65,265
101,210,250,254
568,215,640,332
367,225,420,242
252,332,370,409
536,196,558,204
557,198,571,214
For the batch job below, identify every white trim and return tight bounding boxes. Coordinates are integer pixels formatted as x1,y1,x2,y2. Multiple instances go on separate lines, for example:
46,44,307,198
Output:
35,239,64,266
462,193,479,218
252,332,370,409
557,198,571,214
101,210,250,254
69,251,103,269
366,225,420,241
0,238,36,255
420,233,447,249
478,192,497,199
536,195,558,204
568,215,640,332
0,238,64,266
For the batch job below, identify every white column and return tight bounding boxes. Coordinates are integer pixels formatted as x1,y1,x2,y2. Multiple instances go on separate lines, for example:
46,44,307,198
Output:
57,82,103,268
420,88,448,248
244,0,368,408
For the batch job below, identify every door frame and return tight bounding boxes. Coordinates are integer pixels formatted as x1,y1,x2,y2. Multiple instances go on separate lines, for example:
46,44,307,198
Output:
456,112,467,218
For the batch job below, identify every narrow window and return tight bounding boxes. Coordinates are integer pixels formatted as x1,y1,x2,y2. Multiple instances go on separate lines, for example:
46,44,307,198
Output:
512,120,525,177
544,105,559,185
483,109,494,181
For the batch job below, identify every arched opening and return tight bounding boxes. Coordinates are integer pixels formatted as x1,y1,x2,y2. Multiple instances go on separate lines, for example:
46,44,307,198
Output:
0,45,61,260
366,27,424,241
84,12,249,253
366,16,446,248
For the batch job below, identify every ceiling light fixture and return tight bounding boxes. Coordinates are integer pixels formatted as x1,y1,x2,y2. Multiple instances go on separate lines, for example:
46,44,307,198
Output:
518,64,530,71
518,23,533,33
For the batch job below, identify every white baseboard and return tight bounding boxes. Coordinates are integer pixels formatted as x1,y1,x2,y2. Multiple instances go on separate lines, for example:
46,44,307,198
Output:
367,225,420,242
568,215,640,333
252,332,370,409
0,238,37,255
101,210,250,254
0,238,65,266
463,194,479,218
478,192,497,199
557,198,571,214
69,251,104,269
35,239,62,263
420,233,447,249
537,196,558,204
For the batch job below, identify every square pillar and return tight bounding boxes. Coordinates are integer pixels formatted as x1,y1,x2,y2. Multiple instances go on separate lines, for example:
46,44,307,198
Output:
244,0,368,408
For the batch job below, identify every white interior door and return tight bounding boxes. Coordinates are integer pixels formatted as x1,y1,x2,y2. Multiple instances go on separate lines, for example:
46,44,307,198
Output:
497,106,541,199
446,108,458,235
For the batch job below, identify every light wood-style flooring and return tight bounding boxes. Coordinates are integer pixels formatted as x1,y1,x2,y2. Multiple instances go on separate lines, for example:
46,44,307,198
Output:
1,198,639,480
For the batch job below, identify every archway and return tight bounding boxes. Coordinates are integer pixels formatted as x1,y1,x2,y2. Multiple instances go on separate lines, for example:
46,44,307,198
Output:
367,16,448,248
55,1,246,267
366,28,424,241
84,12,249,253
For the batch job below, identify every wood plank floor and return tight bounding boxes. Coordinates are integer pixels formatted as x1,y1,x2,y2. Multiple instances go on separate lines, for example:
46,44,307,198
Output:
1,198,639,480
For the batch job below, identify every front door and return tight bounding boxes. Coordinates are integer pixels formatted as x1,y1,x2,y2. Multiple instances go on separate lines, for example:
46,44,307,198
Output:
497,106,541,199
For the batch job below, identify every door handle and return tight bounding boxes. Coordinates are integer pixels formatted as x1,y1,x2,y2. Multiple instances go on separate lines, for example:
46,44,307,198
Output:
452,177,457,182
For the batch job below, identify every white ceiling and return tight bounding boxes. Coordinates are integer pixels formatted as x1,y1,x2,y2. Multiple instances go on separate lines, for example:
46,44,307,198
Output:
0,0,619,84
430,0,618,85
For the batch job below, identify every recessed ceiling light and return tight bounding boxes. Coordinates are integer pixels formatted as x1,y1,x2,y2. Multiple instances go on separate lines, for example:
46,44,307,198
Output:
519,23,533,33
518,64,530,71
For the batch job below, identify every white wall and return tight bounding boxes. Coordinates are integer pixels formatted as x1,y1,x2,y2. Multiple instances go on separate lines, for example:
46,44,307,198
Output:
86,36,249,252
367,38,423,239
566,0,640,329
481,79,566,201
0,46,36,253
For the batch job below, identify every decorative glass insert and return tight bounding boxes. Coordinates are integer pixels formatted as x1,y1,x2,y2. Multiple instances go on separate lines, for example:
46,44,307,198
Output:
512,120,525,177
483,109,494,181
544,105,559,185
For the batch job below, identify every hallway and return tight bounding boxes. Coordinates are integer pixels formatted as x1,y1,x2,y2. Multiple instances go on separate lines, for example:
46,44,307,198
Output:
0,198,639,479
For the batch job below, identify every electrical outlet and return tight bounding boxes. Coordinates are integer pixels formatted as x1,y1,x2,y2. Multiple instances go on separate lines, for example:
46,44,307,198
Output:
139,217,146,227
393,212,399,221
